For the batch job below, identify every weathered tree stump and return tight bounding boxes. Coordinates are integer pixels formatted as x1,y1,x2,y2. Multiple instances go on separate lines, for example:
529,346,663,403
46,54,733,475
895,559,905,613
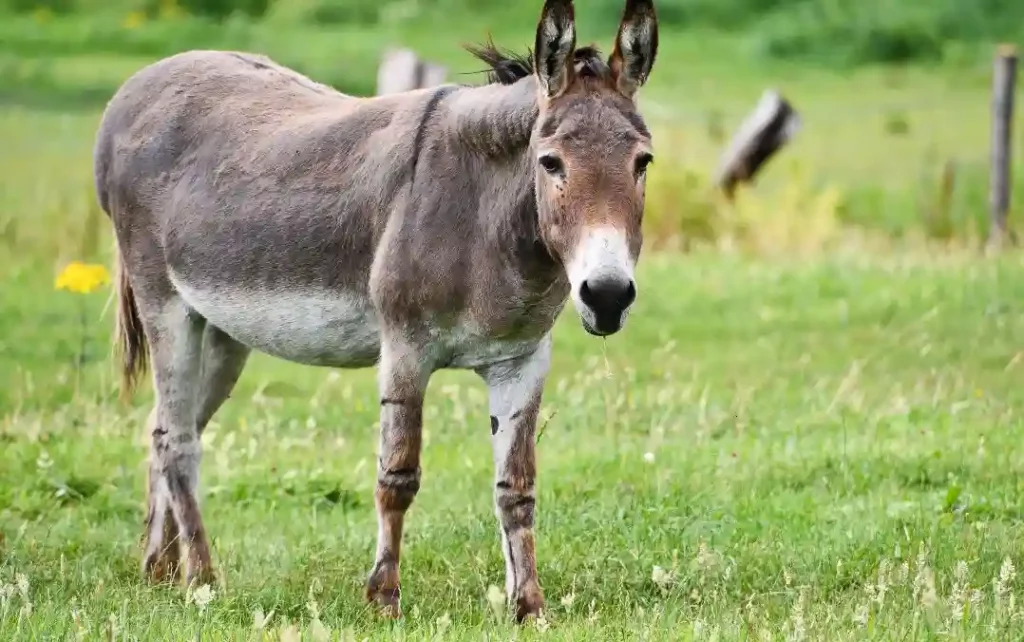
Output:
715,89,801,200
376,47,448,96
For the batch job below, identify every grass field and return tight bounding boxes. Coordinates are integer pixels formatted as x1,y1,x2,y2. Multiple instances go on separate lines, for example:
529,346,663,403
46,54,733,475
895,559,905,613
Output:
4,250,1024,639
3,1,1024,639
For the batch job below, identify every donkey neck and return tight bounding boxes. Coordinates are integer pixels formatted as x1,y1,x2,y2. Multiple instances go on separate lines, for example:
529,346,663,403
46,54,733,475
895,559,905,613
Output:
447,80,568,315
447,76,539,156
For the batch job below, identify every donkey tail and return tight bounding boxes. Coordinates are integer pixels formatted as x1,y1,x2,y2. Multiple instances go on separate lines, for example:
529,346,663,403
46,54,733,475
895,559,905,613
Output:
113,249,149,400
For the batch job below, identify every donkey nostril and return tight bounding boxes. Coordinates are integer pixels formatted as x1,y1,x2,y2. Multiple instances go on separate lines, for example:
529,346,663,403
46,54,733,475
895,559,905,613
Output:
621,280,637,308
579,279,596,307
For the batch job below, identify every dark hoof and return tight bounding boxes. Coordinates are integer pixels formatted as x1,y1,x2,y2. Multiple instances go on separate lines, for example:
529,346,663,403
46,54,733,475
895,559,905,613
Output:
142,550,181,585
367,586,402,619
514,586,545,623
366,564,402,618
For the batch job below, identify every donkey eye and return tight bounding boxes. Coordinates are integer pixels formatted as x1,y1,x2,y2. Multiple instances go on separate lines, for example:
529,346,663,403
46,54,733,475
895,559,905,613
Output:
538,154,564,176
634,153,654,178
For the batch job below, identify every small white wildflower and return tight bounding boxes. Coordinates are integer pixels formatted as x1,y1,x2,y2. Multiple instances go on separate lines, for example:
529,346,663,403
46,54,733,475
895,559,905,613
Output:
15,574,28,600
253,607,274,630
279,621,301,642
693,618,706,636
949,561,970,624
913,545,936,609
71,608,88,640
486,584,505,617
862,580,877,604
309,617,331,642
560,592,576,608
852,603,869,628
643,452,655,464
36,451,52,470
897,561,910,586
434,612,451,634
534,610,550,632
651,565,673,589
694,542,719,573
995,556,1016,609
783,567,793,588
955,560,969,583
188,584,215,613
875,559,890,607
920,570,938,608
970,588,983,613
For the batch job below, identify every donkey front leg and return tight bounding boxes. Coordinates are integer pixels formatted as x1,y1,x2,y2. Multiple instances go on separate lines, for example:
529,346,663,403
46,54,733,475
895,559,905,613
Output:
366,337,430,617
477,338,551,622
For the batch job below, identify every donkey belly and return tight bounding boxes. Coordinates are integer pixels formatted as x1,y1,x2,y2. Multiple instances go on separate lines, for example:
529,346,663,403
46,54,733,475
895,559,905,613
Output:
169,273,381,368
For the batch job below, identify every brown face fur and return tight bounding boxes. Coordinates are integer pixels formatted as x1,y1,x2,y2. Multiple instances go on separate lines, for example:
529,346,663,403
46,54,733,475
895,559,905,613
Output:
533,79,652,272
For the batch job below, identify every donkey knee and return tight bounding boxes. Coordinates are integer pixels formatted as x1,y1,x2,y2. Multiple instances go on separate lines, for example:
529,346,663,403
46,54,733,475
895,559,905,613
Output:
376,466,421,512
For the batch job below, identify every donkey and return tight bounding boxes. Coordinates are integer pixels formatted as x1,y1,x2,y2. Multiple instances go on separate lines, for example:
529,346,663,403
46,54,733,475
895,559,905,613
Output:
93,0,658,621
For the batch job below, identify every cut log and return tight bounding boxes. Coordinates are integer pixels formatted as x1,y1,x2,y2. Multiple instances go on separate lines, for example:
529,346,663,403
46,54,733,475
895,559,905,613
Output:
376,47,448,96
715,89,801,200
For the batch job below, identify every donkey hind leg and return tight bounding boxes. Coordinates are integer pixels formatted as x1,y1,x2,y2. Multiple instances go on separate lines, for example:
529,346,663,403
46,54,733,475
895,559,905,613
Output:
142,324,250,584
142,405,181,584
139,298,218,588
366,337,430,618
476,338,552,622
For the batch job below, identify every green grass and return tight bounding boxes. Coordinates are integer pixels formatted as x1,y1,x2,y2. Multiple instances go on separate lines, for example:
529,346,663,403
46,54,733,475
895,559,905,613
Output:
3,5,1024,638
3,249,1024,639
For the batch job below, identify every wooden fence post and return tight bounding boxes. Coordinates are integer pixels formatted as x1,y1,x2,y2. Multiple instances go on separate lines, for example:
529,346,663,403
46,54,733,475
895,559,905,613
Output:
988,44,1018,250
715,89,801,201
376,47,448,96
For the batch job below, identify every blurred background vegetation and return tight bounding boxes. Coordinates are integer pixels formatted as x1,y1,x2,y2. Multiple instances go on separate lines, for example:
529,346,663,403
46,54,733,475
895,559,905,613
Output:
0,0,1022,265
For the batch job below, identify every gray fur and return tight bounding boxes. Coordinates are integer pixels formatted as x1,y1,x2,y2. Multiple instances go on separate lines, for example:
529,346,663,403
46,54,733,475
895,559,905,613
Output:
95,0,659,619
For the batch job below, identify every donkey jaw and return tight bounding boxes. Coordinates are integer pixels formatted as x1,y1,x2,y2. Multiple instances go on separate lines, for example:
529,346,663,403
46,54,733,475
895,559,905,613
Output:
566,226,637,337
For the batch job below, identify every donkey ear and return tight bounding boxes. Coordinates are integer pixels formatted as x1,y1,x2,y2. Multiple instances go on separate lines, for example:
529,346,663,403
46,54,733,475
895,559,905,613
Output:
534,0,576,99
608,0,659,100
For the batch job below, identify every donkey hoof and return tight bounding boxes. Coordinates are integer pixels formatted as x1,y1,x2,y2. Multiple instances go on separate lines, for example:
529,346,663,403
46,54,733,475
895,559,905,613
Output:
366,562,402,618
514,587,545,623
142,552,181,585
185,562,217,589
366,586,402,619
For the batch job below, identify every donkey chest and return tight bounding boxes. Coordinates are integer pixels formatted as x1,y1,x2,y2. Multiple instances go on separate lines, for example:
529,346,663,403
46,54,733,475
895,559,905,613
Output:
433,328,544,370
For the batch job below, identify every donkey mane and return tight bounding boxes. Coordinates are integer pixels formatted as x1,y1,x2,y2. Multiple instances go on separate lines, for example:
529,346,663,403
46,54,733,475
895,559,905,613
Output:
465,39,611,86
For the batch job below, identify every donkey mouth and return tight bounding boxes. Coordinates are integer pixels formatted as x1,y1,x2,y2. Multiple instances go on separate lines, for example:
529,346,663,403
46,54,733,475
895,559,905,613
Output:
582,317,622,337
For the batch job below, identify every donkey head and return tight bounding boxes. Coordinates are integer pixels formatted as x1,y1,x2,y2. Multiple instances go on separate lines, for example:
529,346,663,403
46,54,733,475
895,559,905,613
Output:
532,0,658,337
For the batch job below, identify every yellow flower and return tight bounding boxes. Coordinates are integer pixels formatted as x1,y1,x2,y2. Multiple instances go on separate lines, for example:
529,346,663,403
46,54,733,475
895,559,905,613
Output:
55,262,111,294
